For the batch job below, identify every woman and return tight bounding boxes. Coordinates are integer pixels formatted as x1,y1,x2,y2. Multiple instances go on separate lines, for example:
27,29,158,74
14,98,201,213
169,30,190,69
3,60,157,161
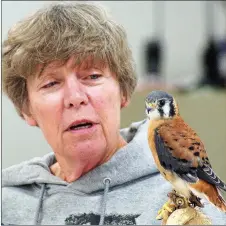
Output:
2,2,225,225
3,1,136,182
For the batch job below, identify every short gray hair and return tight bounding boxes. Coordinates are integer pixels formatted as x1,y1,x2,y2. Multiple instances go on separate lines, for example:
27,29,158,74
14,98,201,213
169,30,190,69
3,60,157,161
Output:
2,1,137,117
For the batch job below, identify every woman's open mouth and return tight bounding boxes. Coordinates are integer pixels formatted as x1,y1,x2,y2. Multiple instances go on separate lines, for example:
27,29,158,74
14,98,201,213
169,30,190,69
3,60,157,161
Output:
69,122,93,131
65,120,98,135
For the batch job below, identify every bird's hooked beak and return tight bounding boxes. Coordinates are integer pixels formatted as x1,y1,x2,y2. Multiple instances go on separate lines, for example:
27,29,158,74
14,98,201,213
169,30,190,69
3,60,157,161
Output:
146,102,157,114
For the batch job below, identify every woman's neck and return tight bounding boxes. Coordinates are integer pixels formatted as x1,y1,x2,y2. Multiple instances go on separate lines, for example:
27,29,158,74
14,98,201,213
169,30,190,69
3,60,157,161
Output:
50,135,127,182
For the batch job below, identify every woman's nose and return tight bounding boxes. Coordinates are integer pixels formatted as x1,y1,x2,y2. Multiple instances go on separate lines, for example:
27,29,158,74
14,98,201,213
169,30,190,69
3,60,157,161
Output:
64,76,88,109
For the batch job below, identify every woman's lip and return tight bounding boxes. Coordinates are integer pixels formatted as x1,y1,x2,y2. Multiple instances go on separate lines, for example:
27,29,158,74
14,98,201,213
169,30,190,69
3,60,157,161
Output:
66,120,97,131
66,123,98,134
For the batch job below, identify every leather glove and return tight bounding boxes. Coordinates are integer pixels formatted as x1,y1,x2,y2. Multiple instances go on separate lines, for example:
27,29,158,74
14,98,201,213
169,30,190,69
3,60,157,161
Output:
164,206,212,225
159,190,212,225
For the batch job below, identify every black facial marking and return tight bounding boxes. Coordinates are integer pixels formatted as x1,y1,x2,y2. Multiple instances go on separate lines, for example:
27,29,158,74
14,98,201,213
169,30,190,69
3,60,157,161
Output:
194,152,200,156
159,108,164,117
169,101,175,117
189,146,194,151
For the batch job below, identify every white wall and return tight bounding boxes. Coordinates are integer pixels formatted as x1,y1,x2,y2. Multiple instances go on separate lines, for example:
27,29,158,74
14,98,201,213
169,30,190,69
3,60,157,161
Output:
2,1,225,168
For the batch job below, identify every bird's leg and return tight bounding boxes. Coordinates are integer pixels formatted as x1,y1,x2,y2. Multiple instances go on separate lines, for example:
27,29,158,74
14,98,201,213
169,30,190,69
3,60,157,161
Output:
167,190,204,209
156,190,199,222
167,189,190,209
189,192,204,208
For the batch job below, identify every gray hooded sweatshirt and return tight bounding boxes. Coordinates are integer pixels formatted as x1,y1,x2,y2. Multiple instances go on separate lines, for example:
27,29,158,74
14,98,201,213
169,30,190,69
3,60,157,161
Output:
2,119,226,225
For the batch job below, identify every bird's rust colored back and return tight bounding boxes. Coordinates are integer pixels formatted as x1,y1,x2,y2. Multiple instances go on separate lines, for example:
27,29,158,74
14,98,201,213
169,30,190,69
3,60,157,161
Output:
155,116,210,168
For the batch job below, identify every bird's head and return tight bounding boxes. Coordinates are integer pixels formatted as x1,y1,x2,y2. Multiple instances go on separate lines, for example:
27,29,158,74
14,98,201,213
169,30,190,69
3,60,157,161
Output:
145,90,179,120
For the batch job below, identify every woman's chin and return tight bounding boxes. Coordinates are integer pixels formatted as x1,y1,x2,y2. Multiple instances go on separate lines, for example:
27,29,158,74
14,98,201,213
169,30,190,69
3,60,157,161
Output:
66,141,107,161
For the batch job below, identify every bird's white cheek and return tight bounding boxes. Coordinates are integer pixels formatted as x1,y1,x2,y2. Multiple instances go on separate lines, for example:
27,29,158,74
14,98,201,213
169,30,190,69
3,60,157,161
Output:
162,102,170,117
148,109,160,121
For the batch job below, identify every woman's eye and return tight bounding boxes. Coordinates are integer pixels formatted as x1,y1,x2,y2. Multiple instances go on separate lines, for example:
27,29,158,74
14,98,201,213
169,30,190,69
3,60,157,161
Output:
42,81,58,89
89,74,102,80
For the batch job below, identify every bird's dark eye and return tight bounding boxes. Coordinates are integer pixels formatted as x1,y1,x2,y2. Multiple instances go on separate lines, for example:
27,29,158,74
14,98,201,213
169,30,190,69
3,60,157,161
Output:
159,99,165,107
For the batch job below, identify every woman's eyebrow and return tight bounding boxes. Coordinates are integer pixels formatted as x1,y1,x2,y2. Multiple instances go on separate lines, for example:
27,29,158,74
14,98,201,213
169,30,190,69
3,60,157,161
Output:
38,64,60,79
83,65,105,72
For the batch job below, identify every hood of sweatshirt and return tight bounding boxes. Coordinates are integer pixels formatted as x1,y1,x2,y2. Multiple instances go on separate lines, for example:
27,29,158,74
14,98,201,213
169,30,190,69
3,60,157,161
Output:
2,119,158,193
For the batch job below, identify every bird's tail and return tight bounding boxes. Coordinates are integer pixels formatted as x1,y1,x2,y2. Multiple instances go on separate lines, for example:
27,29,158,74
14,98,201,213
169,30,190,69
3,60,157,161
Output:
204,185,226,212
190,180,226,212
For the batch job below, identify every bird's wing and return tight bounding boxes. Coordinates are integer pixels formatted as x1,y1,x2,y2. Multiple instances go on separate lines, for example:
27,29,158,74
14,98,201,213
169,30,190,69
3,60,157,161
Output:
155,117,226,190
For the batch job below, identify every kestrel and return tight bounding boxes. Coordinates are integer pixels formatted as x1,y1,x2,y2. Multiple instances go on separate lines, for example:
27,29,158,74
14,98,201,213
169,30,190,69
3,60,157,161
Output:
145,90,226,217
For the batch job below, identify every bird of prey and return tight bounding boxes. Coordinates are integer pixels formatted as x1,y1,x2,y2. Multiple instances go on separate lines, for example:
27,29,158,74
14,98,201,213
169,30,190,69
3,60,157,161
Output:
145,90,226,216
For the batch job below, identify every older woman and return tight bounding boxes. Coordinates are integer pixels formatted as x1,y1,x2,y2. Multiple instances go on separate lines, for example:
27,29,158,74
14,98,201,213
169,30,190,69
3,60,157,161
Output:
2,2,226,225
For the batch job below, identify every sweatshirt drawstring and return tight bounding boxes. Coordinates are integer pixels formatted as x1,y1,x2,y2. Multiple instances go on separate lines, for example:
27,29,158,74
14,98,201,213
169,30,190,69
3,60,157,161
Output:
34,179,111,225
99,178,111,225
34,183,46,225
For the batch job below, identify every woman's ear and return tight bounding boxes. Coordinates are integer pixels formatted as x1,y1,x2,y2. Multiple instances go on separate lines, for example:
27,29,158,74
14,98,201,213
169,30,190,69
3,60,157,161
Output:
21,99,38,126
22,112,38,126
121,95,130,108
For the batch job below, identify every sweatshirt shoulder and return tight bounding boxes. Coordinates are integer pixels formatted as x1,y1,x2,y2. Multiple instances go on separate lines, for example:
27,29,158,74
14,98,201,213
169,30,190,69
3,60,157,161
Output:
120,119,148,142
2,153,55,187
2,160,29,187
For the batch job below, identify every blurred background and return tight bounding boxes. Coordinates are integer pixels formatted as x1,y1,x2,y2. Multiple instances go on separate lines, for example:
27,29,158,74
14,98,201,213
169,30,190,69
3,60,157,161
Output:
2,1,226,195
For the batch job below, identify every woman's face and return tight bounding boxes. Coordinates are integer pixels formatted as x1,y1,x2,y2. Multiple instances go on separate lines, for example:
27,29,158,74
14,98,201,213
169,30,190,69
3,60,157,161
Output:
23,56,128,166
